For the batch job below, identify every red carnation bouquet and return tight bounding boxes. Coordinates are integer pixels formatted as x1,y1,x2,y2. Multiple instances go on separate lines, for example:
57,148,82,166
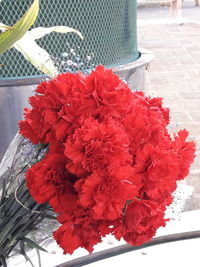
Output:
18,65,195,254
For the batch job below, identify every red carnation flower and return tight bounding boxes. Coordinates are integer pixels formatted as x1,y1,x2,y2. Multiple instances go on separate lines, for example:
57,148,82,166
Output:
113,199,166,246
26,153,77,213
123,94,170,154
84,65,134,118
19,73,87,144
133,144,179,205
19,66,195,255
65,117,131,176
54,208,101,254
74,170,139,220
19,66,134,145
172,129,196,180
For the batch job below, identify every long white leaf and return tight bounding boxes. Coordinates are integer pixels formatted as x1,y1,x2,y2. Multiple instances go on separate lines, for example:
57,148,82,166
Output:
0,23,12,32
13,36,58,77
27,26,83,40
13,25,83,77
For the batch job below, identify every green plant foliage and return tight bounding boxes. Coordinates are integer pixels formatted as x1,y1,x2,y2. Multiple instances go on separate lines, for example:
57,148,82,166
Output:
0,0,39,54
14,26,83,77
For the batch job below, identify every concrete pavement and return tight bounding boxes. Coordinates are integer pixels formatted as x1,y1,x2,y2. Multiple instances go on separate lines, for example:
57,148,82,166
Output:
137,7,200,211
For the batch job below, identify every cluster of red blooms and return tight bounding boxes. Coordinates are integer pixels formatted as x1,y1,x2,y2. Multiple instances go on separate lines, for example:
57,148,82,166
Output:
19,66,195,254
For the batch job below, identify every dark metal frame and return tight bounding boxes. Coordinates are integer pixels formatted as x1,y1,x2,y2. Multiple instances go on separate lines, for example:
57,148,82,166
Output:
55,230,200,267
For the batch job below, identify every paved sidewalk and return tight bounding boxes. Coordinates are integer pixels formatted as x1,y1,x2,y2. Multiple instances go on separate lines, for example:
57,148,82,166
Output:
137,0,200,20
137,18,200,210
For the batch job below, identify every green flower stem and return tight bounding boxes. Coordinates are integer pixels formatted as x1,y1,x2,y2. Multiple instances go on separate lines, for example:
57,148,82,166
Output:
0,181,45,266
0,142,49,266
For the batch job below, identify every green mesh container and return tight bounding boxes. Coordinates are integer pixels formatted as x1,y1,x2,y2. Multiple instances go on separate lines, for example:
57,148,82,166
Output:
0,0,139,79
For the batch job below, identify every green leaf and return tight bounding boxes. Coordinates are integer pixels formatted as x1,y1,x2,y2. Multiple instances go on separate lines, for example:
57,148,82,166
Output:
0,0,39,54
20,240,34,267
0,248,7,258
24,237,48,253
0,256,7,267
0,179,6,206
44,214,57,220
13,26,83,77
31,233,42,267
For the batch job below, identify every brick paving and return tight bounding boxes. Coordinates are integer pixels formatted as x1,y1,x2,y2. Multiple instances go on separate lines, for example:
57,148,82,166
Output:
138,21,200,210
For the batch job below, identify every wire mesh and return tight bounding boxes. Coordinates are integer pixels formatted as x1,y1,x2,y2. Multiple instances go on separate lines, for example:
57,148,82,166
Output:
0,0,138,79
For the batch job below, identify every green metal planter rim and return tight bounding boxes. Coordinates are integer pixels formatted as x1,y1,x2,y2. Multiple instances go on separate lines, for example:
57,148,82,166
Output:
0,48,154,87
